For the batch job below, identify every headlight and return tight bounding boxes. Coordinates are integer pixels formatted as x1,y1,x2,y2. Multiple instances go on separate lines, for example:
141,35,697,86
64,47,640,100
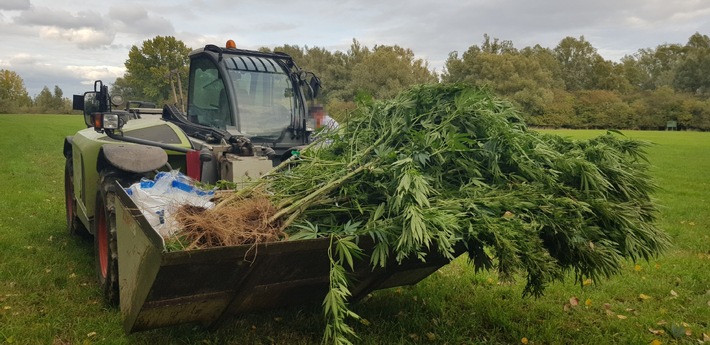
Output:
91,113,121,131
103,114,120,129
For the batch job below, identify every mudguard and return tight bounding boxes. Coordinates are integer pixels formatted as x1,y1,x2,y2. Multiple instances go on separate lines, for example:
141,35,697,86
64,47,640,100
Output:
99,144,168,174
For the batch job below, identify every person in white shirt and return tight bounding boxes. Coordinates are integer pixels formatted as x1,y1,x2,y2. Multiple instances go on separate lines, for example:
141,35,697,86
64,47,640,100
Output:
308,105,339,145
310,105,339,130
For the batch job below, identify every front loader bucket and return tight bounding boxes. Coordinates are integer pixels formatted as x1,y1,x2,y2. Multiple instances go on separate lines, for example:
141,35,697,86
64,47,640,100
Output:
115,184,460,333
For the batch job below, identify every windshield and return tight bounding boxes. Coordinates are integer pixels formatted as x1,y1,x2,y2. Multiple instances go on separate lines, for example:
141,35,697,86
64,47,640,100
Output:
225,55,294,140
187,54,295,141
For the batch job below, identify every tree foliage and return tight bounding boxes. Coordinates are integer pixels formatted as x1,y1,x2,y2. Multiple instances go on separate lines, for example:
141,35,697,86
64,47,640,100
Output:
444,33,710,130
263,39,437,121
120,36,191,105
674,33,710,94
33,85,69,113
553,36,601,91
0,69,31,113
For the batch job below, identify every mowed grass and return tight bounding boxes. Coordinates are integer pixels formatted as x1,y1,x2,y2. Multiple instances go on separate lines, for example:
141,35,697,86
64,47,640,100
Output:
0,115,708,344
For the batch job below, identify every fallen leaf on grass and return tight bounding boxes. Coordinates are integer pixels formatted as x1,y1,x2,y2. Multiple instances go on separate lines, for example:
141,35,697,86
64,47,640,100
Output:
583,278,592,286
702,333,709,342
585,299,592,307
603,303,611,310
617,315,628,319
86,332,96,338
426,332,436,341
359,318,371,326
570,297,579,306
521,337,529,344
650,339,661,345
648,328,665,335
670,290,678,298
639,294,652,300
634,264,642,272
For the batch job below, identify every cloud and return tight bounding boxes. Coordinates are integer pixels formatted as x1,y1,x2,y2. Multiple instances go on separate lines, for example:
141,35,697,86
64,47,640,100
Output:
65,65,125,86
15,7,106,29
109,6,176,36
6,51,125,96
11,6,116,49
0,0,30,11
39,27,115,49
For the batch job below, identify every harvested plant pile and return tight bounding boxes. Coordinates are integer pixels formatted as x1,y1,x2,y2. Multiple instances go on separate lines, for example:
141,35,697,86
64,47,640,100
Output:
179,83,669,344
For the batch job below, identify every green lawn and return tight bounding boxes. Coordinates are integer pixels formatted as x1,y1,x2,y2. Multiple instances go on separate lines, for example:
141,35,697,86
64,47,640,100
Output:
0,115,708,344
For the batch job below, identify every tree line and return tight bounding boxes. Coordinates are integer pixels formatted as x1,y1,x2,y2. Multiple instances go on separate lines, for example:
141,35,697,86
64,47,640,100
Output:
0,70,73,114
275,33,710,130
2,33,709,130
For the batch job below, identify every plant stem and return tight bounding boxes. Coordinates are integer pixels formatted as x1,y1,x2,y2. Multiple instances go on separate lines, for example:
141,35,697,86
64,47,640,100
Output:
268,162,375,225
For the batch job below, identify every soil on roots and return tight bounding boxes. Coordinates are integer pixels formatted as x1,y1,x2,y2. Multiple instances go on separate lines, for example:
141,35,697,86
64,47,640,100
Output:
174,194,284,250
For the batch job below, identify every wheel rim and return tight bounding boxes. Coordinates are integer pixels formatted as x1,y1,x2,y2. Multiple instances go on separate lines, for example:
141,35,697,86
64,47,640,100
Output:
97,202,108,279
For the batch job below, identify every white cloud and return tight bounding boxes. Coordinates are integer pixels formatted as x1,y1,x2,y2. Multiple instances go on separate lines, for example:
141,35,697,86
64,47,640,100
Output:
65,65,125,86
0,0,30,11
108,6,175,36
15,6,106,29
39,27,116,49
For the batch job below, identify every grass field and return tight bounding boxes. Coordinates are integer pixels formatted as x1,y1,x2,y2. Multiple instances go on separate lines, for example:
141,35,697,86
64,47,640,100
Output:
0,114,708,344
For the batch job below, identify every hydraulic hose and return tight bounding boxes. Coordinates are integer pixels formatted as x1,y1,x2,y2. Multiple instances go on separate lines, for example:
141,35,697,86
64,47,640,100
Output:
105,129,193,153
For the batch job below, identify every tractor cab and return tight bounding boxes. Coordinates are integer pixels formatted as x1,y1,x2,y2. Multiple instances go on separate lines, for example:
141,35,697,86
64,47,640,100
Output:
181,41,320,155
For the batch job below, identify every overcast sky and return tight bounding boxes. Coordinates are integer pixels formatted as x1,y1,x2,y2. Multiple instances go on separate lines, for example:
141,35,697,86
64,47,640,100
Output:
1,0,709,97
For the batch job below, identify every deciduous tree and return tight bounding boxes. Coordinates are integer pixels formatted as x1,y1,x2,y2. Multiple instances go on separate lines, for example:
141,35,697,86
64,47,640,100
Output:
33,85,69,113
553,36,603,90
348,44,437,100
122,36,191,105
674,32,710,95
0,69,31,113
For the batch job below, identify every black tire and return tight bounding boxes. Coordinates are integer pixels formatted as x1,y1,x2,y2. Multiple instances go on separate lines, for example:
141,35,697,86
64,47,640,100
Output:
94,170,135,306
64,154,90,237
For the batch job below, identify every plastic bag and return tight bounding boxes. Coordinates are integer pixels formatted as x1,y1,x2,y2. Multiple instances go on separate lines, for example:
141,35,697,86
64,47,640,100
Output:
126,171,215,237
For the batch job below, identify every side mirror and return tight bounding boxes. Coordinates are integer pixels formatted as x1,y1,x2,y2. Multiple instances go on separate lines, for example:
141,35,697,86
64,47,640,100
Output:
80,91,102,127
72,94,84,111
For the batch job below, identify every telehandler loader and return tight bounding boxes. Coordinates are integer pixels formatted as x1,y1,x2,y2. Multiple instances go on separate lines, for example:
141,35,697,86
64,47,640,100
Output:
65,41,458,332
